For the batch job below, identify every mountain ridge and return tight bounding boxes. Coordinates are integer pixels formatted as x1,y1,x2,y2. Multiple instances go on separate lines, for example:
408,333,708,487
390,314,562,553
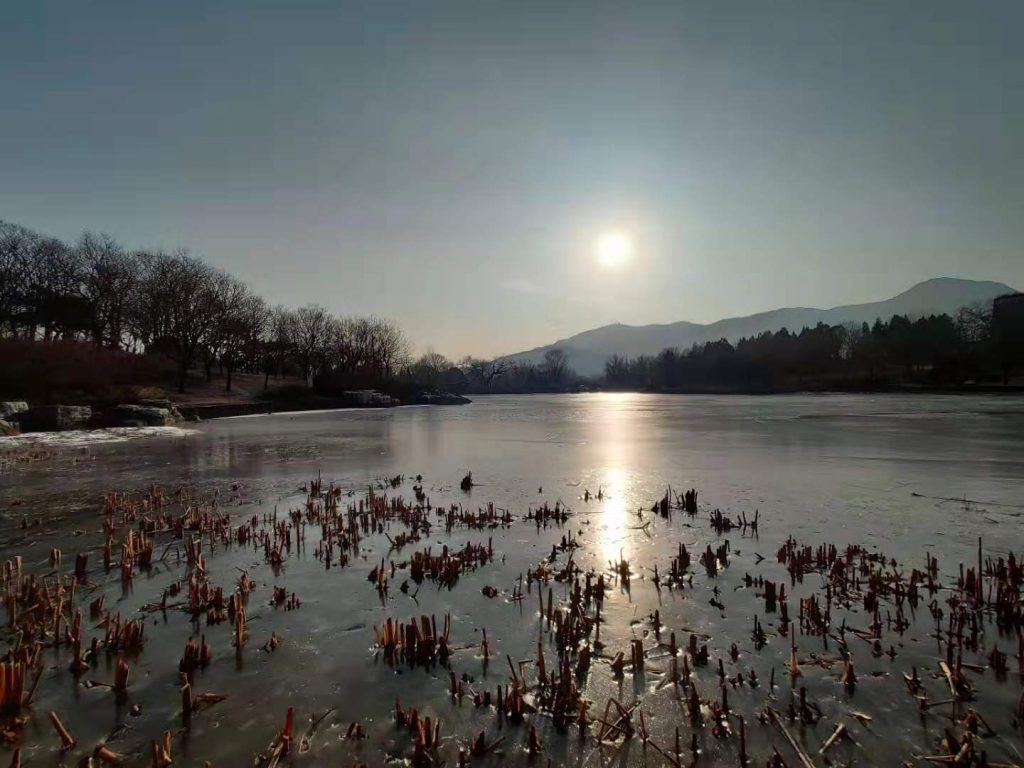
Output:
503,278,1018,376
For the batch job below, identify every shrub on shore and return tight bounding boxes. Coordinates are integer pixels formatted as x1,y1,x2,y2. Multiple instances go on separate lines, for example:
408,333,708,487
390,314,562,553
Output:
0,339,167,406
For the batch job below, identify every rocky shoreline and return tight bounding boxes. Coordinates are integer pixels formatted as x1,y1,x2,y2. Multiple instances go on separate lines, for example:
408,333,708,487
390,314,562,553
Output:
1,400,185,434
0,390,472,435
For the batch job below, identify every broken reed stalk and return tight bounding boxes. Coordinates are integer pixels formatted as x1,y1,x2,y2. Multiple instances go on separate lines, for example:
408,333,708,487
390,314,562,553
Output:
767,706,815,768
92,744,123,766
820,722,847,756
48,710,76,750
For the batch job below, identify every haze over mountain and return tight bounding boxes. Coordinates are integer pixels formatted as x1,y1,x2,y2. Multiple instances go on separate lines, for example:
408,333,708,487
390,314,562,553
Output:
505,278,1018,377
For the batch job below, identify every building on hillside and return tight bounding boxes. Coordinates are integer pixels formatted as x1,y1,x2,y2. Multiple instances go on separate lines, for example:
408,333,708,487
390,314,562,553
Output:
992,293,1024,383
993,292,1024,324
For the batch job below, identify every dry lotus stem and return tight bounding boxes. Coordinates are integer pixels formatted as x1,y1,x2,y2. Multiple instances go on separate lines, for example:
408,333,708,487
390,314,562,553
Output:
113,658,130,692
152,731,173,767
0,663,31,713
48,710,76,750
93,744,123,766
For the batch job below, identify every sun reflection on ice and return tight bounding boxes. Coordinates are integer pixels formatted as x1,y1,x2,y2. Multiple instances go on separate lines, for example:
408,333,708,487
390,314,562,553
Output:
597,465,632,565
577,391,649,567
593,392,643,565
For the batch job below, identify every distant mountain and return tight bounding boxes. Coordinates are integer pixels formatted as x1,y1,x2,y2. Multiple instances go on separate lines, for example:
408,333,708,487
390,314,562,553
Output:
505,278,1018,376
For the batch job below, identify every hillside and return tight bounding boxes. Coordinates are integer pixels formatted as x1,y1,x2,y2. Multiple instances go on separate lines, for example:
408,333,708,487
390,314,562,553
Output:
504,278,1017,376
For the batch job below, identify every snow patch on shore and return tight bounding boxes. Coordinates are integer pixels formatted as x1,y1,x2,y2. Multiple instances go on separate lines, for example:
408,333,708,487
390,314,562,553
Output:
0,426,198,447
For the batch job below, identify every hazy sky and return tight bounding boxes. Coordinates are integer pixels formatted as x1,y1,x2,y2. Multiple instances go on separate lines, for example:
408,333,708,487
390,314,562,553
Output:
2,1,1021,358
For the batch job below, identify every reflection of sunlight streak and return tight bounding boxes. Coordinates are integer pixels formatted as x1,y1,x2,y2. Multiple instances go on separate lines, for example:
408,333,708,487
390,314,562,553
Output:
599,465,630,564
593,396,642,565
594,391,634,404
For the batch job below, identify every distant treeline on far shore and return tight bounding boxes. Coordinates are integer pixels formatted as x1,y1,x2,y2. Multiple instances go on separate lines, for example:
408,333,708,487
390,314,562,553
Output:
601,307,1021,393
1,218,1021,404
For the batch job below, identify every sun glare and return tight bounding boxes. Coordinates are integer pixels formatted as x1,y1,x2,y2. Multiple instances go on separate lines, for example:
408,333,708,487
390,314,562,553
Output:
595,230,633,269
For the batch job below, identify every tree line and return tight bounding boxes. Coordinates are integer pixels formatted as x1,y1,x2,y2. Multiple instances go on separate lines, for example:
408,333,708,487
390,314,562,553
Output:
603,308,1018,392
0,220,411,394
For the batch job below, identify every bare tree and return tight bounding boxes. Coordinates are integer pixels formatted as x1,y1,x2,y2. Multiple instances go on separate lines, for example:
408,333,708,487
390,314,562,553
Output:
292,305,331,384
24,235,90,341
239,294,270,378
262,306,296,387
459,357,509,391
956,302,992,344
322,316,361,386
411,350,451,390
77,233,138,349
313,315,409,390
364,315,410,381
955,301,994,382
125,251,172,350
0,222,35,337
130,251,223,393
604,354,630,386
215,278,264,392
541,348,569,387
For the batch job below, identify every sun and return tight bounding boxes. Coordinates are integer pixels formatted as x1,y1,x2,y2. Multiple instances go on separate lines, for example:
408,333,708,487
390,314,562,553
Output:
595,230,634,269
